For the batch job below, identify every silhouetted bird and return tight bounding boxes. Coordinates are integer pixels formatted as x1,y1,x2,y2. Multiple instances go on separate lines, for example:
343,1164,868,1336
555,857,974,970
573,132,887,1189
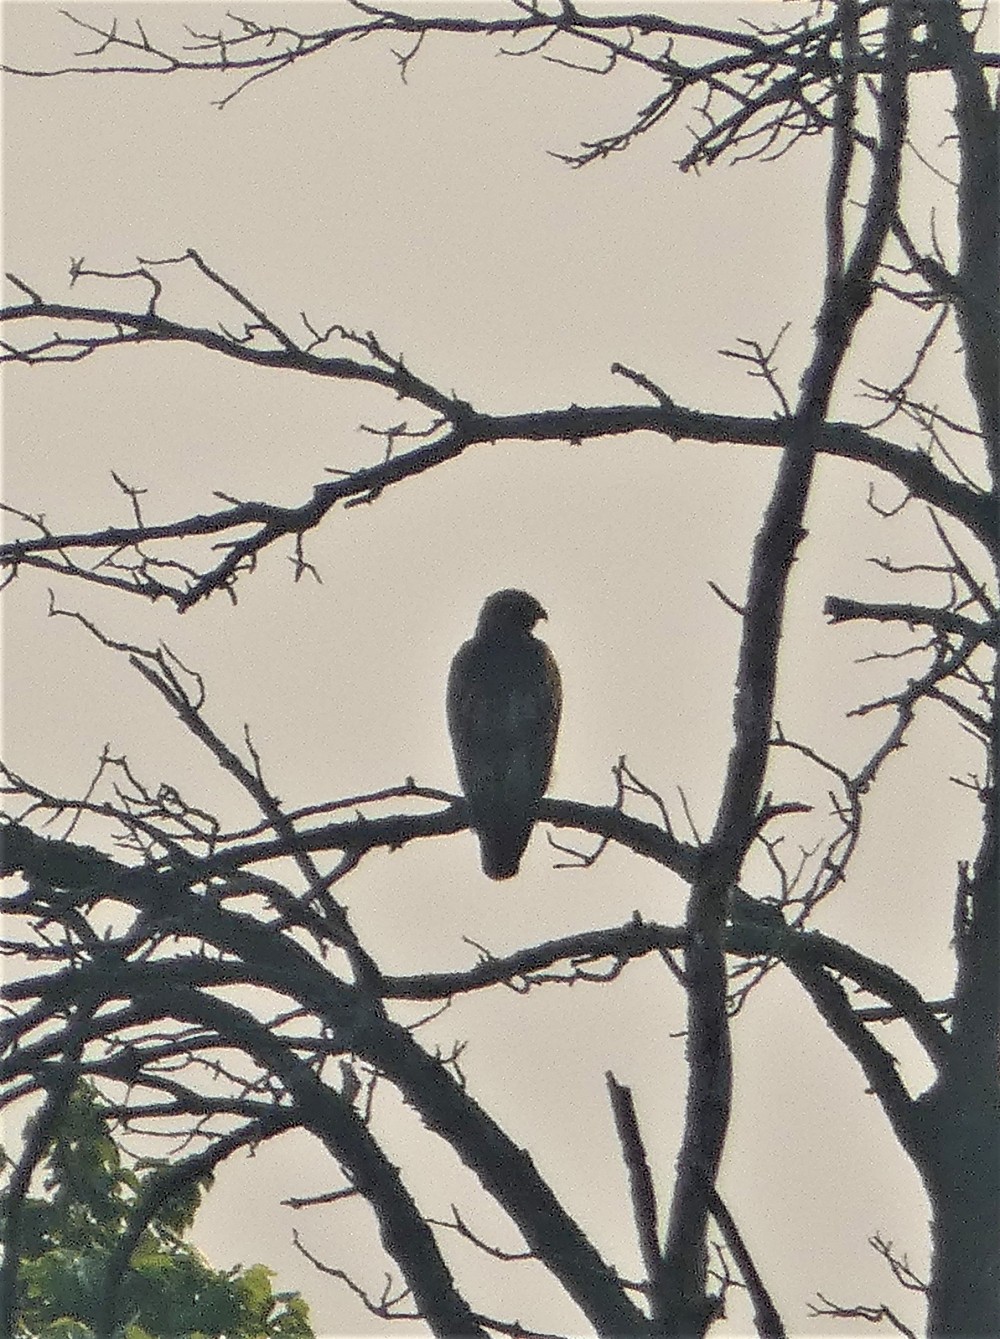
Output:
447,589,561,880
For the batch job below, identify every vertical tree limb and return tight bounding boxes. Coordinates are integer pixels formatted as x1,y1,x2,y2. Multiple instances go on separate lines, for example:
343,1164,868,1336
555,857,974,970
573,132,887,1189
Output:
662,5,911,1331
606,1072,665,1319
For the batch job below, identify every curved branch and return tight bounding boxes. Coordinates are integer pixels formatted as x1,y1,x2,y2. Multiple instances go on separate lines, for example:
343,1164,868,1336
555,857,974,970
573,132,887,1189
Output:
0,289,465,418
2,396,989,605
349,1011,649,1335
149,988,493,1339
2,893,648,1334
2,277,992,611
98,1110,300,1339
1,838,951,1082
380,916,688,1000
784,954,928,1165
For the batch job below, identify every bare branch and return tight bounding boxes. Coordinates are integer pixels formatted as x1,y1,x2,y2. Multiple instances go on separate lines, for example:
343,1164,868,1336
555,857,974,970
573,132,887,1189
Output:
606,1073,665,1315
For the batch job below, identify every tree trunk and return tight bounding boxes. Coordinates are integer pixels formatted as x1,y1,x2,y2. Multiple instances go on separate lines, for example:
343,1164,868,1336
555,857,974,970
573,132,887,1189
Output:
923,1077,1000,1337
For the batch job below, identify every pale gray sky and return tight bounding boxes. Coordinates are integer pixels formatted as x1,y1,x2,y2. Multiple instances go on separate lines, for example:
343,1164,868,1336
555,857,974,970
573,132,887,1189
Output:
2,3,981,1334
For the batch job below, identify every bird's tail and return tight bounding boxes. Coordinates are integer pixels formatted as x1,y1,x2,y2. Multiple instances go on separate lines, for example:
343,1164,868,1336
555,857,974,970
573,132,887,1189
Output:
478,826,532,881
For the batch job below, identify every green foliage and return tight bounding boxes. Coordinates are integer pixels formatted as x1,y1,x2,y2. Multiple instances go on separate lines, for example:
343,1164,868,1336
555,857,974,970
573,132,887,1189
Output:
1,1084,314,1339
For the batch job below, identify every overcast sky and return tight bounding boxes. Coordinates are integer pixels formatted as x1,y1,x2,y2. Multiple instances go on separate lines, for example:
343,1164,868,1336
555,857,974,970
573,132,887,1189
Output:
2,3,983,1334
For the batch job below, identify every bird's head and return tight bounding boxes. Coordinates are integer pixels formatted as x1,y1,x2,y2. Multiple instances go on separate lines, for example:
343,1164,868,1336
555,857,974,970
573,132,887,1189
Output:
477,589,548,636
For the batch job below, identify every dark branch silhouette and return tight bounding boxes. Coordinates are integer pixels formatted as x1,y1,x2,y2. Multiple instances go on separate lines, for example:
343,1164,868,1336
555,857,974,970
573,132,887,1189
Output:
2,2,997,1335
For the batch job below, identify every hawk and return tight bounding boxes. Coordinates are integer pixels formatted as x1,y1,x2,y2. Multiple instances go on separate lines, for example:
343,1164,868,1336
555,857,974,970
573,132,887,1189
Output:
447,590,561,880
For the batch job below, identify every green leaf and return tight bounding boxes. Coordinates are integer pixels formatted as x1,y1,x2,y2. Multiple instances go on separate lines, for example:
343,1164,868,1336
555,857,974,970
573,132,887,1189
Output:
8,1082,316,1339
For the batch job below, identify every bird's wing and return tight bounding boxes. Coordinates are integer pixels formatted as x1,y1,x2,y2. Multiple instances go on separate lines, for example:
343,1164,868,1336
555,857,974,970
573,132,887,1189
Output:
447,638,559,800
447,636,561,879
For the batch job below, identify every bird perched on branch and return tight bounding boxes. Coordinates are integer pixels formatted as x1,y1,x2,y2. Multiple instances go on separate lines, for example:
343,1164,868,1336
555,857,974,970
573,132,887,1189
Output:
447,590,561,880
